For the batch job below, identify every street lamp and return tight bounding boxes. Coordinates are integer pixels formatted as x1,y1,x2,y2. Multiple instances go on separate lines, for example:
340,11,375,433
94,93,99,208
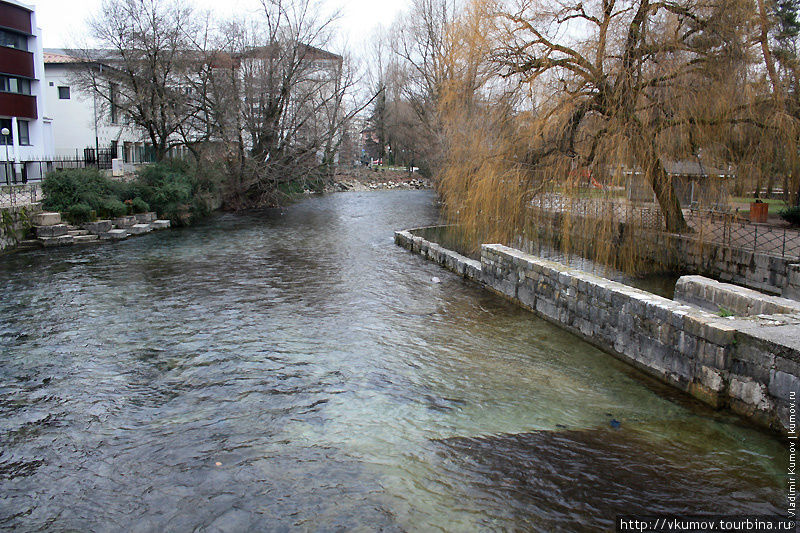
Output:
1,127,10,184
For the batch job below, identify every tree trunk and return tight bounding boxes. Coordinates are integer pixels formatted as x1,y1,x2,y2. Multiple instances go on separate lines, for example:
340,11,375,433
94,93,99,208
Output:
648,155,689,234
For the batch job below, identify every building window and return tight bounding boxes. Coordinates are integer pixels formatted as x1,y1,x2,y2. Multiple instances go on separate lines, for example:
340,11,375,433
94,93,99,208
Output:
0,29,27,51
17,120,29,145
58,86,70,99
0,119,12,145
0,76,31,95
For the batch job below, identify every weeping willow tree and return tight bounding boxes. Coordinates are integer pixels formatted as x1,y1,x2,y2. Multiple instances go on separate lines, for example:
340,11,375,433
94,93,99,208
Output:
432,0,800,274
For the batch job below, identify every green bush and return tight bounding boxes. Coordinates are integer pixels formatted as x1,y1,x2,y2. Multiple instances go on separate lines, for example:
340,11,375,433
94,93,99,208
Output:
99,197,127,218
130,197,149,213
42,168,113,213
67,203,93,224
779,206,800,226
42,159,217,227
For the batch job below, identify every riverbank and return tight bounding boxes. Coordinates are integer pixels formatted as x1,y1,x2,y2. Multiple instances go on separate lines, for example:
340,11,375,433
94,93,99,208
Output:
328,166,432,192
396,226,800,436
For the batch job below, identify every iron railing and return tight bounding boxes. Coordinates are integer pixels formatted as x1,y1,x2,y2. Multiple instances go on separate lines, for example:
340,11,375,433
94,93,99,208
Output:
529,194,800,260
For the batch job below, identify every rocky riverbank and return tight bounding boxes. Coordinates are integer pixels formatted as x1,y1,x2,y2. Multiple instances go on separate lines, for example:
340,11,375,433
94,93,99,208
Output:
327,167,432,193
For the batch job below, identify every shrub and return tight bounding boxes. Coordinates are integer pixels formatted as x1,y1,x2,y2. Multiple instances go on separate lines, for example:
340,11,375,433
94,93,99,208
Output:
42,168,112,213
130,197,149,213
779,206,800,226
67,203,93,224
99,197,127,218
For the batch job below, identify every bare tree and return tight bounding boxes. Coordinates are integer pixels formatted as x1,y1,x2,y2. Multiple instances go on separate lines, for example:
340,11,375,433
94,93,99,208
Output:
78,0,198,162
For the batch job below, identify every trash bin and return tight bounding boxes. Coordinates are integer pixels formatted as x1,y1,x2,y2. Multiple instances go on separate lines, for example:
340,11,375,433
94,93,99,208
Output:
750,201,769,223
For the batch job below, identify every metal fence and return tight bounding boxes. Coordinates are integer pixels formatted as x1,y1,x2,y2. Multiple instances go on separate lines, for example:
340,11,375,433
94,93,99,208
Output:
0,183,41,208
530,194,800,260
685,209,800,260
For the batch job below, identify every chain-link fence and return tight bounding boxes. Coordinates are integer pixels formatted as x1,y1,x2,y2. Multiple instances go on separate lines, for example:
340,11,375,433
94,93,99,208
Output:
0,184,41,208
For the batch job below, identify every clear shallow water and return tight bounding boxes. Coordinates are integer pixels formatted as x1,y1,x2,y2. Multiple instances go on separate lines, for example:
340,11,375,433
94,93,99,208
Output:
0,190,787,531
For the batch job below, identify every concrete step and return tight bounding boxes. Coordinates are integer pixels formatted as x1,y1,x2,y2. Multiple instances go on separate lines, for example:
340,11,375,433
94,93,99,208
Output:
129,223,152,235
17,239,43,250
150,220,171,230
40,235,74,247
74,234,100,244
35,224,69,238
31,212,61,226
82,220,113,235
134,212,157,224
100,229,128,241
112,216,137,228
68,229,89,236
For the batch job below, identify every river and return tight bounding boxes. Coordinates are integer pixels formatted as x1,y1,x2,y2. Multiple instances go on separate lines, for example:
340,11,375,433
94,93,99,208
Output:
0,190,787,531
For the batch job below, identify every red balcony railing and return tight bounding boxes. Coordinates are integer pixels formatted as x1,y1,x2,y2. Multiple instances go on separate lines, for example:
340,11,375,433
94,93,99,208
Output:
0,92,36,119
0,3,32,35
0,47,34,79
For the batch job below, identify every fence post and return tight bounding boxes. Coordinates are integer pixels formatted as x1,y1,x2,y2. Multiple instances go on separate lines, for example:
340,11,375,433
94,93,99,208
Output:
754,224,758,252
783,229,787,258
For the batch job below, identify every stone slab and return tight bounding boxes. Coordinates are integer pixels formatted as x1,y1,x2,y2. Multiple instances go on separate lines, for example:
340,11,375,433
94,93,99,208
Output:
40,235,74,247
100,229,128,240
68,229,89,236
134,212,157,223
112,216,137,228
83,220,113,235
129,223,152,235
74,234,100,244
35,224,69,238
31,212,61,226
150,220,171,230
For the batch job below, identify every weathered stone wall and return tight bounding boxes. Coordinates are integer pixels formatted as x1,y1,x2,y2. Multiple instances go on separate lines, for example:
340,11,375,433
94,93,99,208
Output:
675,275,800,316
1,205,39,252
394,229,481,280
396,227,800,435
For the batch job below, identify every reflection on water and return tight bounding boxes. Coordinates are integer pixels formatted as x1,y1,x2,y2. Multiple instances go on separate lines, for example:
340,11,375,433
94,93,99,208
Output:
0,190,786,531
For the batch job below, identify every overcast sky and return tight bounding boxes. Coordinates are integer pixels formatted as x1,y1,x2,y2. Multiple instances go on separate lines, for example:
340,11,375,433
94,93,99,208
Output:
30,0,410,52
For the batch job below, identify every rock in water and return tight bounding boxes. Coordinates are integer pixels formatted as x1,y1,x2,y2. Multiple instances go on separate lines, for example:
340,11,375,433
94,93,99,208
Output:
432,276,441,283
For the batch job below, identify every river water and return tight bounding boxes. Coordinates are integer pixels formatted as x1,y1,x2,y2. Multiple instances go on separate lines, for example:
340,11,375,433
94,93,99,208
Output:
0,190,787,531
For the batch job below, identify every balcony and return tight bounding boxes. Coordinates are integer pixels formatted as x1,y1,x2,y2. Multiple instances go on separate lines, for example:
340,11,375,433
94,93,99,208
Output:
0,3,32,35
0,93,36,119
0,47,34,79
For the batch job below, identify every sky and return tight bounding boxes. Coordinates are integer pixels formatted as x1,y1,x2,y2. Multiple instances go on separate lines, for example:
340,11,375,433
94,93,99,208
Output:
29,0,410,52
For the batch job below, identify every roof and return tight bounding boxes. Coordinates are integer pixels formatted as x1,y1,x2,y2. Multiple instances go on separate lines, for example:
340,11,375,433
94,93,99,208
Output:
661,158,733,178
43,51,81,64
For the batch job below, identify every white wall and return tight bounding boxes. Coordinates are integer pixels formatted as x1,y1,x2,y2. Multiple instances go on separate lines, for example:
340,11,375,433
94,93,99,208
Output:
44,63,143,158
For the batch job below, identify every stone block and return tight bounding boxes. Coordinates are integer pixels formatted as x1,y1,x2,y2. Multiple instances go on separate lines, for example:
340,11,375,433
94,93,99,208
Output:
100,229,128,240
129,224,152,235
40,234,74,247
699,365,725,392
31,212,61,226
36,224,69,238
729,377,771,411
74,234,100,244
150,220,171,230
769,370,800,402
83,220,113,234
134,212,157,223
112,216,137,228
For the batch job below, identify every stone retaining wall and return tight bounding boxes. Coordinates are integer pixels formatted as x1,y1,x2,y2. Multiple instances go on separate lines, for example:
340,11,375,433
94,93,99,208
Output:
675,275,800,316
1,205,40,252
396,227,800,435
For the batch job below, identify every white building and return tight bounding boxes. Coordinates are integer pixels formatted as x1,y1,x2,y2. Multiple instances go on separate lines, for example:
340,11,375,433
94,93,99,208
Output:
43,49,150,168
0,0,54,183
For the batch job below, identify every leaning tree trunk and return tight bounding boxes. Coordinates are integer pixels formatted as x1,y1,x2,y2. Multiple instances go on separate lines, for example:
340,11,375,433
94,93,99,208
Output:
648,154,689,234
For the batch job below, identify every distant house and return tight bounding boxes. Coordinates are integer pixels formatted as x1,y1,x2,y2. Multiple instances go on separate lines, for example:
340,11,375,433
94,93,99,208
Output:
43,49,154,169
0,0,54,183
625,158,734,207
